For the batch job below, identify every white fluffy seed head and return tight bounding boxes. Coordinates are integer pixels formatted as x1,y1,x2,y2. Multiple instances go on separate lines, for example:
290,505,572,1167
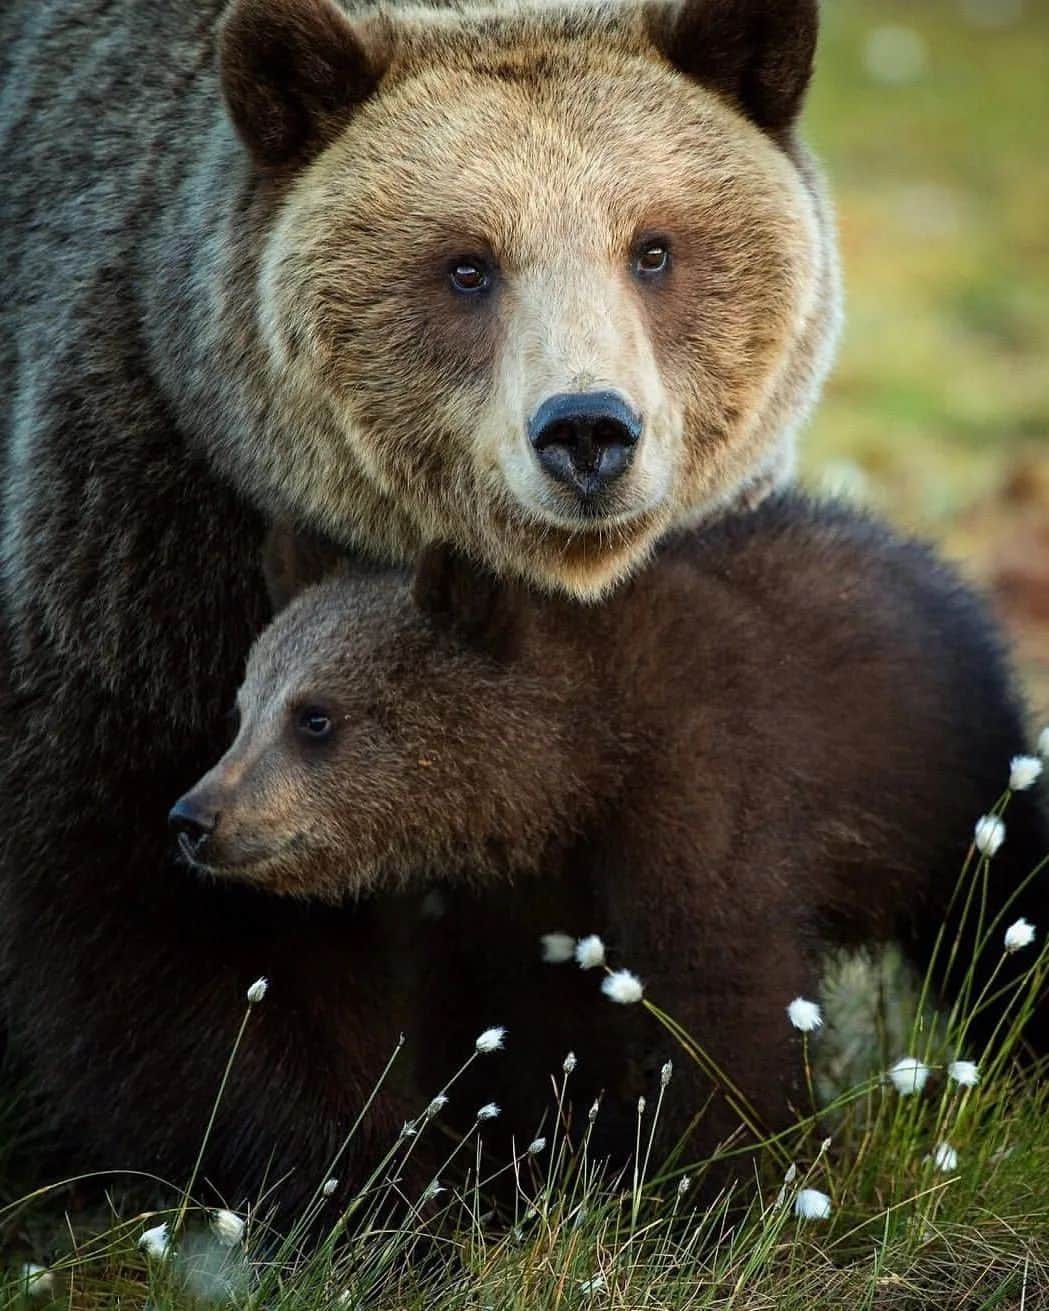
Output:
677,1176,691,1196
948,1059,980,1087
210,1210,245,1247
601,969,644,1005
425,1094,449,1119
421,1180,445,1202
588,1099,601,1124
21,1265,54,1298
1009,755,1043,791
540,932,577,964
888,1056,930,1095
660,1059,673,1088
1037,726,1049,759
138,1223,171,1260
579,1274,607,1296
1004,918,1036,953
475,1026,507,1053
527,1137,547,1156
932,1142,958,1172
787,997,824,1033
794,1188,832,1220
246,977,269,1004
575,935,606,970
477,1102,501,1121
563,1051,578,1074
321,1178,339,1197
973,814,1005,856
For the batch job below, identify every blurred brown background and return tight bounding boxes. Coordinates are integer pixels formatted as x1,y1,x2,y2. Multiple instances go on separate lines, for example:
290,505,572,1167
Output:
801,0,1049,718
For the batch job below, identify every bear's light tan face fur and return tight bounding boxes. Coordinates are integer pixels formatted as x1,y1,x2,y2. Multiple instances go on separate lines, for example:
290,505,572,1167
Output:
245,6,838,596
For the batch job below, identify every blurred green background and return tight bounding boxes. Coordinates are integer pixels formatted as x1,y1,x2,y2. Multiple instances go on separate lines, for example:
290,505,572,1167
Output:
800,0,1049,716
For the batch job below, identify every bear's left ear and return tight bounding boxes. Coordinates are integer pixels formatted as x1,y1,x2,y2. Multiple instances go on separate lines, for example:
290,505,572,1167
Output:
219,0,395,169
412,545,523,662
263,520,349,614
647,0,819,134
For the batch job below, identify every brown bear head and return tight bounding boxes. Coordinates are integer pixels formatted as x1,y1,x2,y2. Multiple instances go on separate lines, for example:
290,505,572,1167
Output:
219,0,840,597
169,524,623,900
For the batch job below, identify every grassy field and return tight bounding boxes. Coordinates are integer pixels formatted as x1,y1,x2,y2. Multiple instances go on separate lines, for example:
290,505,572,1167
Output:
3,0,1048,1306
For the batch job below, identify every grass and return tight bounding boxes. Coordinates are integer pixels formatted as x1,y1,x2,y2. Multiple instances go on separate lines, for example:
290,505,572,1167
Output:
3,0,1048,1305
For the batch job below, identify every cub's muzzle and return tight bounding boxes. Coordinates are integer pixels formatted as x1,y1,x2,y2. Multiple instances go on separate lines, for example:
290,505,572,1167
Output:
169,791,219,859
528,390,641,499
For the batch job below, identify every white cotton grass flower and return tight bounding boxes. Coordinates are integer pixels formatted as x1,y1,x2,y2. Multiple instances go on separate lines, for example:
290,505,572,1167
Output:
21,1264,54,1298
477,1102,501,1121
575,935,606,970
787,997,823,1033
677,1176,691,1196
973,814,1005,857
321,1177,339,1198
794,1188,832,1220
1037,726,1049,759
246,976,268,1004
931,1142,959,1173
139,1222,171,1260
601,969,644,1005
421,1180,446,1202
578,1274,607,1296
948,1059,980,1088
425,1093,449,1119
660,1059,673,1088
475,1026,506,1053
1004,918,1036,953
211,1209,245,1247
1009,755,1043,791
888,1056,930,1095
541,932,577,964
527,1136,547,1156
563,1051,578,1074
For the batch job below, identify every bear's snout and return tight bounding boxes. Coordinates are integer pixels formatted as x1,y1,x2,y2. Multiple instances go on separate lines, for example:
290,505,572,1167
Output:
528,390,641,501
168,790,219,861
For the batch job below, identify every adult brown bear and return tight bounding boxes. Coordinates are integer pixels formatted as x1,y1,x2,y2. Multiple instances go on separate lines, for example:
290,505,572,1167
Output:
0,0,838,1207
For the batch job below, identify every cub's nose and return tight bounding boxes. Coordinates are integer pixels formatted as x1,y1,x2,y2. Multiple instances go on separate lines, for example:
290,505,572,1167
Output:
528,391,642,495
168,794,218,848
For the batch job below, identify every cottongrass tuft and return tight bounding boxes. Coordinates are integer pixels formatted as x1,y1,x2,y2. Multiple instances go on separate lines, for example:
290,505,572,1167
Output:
421,1181,446,1202
787,997,824,1032
888,1056,930,1095
1009,754,1043,791
660,1059,673,1088
794,1188,832,1221
973,814,1005,856
21,1264,54,1298
476,1102,501,1121
677,1176,691,1196
425,1094,449,1119
475,1026,507,1053
1004,918,1036,953
540,932,577,963
527,1136,547,1156
575,935,606,970
579,1274,607,1296
211,1209,245,1247
563,1051,578,1074
246,977,268,1004
321,1177,339,1198
948,1059,980,1087
931,1142,959,1173
138,1222,171,1260
601,969,644,1005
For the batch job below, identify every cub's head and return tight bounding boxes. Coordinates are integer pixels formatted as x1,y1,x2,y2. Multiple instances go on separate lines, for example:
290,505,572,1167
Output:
220,0,839,596
170,527,612,900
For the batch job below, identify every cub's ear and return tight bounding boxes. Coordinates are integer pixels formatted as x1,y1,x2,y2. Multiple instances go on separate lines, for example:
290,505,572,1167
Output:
412,545,523,661
648,0,818,134
219,0,394,169
263,520,348,614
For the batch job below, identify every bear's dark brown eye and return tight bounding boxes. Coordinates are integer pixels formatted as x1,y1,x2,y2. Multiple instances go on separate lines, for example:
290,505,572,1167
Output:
449,258,492,295
633,240,670,279
297,707,333,740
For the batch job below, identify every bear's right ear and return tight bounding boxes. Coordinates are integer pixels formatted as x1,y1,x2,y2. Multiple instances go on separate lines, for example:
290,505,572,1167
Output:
263,520,348,614
219,0,394,169
411,545,523,662
647,0,819,134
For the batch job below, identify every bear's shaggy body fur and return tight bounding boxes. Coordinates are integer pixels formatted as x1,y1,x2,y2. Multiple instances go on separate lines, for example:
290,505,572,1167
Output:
0,0,841,1202
189,495,1048,1169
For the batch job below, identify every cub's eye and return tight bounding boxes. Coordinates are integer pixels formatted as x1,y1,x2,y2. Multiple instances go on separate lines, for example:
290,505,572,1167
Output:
449,257,492,295
297,707,334,740
633,240,670,279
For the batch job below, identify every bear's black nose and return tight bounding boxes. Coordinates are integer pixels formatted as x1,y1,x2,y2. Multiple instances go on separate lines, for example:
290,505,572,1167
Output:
528,391,642,496
168,795,218,848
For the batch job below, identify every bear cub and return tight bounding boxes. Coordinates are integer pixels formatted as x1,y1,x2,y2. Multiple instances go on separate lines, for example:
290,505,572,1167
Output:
174,495,1048,1167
